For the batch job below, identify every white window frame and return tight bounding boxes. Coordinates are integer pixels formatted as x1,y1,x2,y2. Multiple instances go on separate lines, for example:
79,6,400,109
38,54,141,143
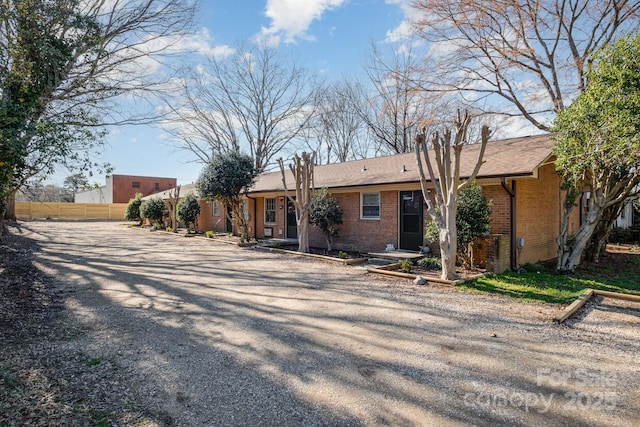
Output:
361,192,381,220
212,200,220,216
243,199,250,222
265,197,276,224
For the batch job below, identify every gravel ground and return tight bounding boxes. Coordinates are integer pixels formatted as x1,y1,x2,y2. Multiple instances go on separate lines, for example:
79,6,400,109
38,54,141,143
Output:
1,220,639,426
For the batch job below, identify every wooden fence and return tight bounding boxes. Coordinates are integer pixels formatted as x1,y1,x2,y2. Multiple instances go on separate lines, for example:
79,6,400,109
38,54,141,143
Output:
15,202,127,221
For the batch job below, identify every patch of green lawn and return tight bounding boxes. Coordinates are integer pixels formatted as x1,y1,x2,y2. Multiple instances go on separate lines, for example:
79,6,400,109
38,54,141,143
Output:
459,255,640,304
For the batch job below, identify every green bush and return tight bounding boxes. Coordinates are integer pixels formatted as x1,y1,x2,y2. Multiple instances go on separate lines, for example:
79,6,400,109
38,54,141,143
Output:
177,193,201,231
205,230,214,238
416,257,442,270
166,226,172,232
140,196,164,226
399,259,413,273
125,193,143,224
338,250,348,259
520,263,546,273
310,188,344,251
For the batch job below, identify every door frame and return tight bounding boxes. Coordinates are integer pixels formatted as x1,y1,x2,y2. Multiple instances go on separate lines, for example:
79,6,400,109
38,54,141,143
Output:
399,190,424,251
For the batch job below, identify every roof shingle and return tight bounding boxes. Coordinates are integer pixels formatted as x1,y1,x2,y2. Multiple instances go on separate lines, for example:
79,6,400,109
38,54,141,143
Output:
250,133,554,193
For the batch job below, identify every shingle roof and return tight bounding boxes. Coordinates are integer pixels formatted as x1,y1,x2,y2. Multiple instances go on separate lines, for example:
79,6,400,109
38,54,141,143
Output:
142,183,198,200
250,133,554,193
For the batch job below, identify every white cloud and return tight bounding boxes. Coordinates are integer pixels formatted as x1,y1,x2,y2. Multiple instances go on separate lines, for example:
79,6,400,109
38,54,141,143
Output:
384,0,422,43
258,0,346,45
173,28,235,59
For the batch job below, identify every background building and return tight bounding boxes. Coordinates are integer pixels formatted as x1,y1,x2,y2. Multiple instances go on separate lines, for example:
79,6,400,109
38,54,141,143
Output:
75,174,177,203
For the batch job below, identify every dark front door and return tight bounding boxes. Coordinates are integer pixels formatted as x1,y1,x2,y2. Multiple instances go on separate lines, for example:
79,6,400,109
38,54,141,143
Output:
226,205,233,233
286,198,298,239
400,190,423,251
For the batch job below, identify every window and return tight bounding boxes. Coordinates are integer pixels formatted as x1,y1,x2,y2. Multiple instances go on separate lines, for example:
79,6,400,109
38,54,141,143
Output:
132,181,140,188
243,199,250,221
265,198,276,224
361,192,380,219
212,200,220,216
154,182,160,190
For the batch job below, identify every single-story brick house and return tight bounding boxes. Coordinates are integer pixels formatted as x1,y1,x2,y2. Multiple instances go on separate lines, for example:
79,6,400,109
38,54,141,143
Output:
150,133,581,273
244,133,580,273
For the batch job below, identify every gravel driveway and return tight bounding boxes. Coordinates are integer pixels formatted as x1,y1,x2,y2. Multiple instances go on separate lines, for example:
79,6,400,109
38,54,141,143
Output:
6,221,640,426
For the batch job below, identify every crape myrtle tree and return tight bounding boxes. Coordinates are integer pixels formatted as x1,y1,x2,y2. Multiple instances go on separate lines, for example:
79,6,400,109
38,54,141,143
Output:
166,185,181,232
309,188,344,252
196,152,257,241
414,111,490,280
278,152,316,253
554,33,640,272
424,182,492,269
411,0,640,266
177,192,201,232
0,0,195,230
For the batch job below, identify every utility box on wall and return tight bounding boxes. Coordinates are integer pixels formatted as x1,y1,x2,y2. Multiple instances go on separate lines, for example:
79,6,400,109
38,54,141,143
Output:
264,227,273,237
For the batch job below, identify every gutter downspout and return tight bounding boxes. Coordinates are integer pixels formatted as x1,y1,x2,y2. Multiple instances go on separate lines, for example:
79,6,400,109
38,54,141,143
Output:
501,178,517,271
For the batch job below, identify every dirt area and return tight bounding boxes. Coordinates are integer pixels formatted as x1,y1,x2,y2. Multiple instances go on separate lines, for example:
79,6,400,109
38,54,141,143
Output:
1,221,639,426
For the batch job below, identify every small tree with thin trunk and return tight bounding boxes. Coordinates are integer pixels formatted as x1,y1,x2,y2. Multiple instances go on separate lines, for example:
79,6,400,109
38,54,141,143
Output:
196,152,257,241
177,193,201,233
125,193,144,226
310,188,343,252
414,110,490,280
278,152,316,253
140,197,165,229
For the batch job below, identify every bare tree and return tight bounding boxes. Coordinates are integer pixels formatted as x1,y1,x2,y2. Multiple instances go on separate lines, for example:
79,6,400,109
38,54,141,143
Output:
278,152,316,253
164,41,318,172
0,0,196,223
358,42,450,155
308,80,371,164
411,0,640,131
414,111,490,280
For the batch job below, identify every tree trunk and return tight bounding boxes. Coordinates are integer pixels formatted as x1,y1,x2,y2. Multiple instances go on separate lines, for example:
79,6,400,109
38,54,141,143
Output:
326,236,333,252
297,215,310,253
440,199,458,280
584,203,619,262
557,201,602,272
4,189,16,221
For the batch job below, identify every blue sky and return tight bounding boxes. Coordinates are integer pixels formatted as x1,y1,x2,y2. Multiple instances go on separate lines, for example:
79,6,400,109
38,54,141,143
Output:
50,0,416,187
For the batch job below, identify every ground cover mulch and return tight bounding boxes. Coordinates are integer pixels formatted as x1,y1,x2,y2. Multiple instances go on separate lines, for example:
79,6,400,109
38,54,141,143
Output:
277,244,363,259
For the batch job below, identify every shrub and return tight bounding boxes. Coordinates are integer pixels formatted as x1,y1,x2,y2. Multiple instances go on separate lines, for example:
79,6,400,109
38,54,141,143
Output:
399,259,413,273
125,193,143,225
338,250,348,259
310,188,344,252
417,257,442,270
177,193,201,231
520,263,546,273
205,230,214,238
140,196,164,226
166,226,172,232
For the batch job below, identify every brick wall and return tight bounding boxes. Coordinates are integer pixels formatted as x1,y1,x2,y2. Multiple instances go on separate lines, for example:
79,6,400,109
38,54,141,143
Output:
112,175,177,204
197,200,227,233
515,163,563,265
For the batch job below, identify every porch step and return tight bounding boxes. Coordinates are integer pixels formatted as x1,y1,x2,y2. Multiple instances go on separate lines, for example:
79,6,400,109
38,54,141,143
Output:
367,250,425,262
